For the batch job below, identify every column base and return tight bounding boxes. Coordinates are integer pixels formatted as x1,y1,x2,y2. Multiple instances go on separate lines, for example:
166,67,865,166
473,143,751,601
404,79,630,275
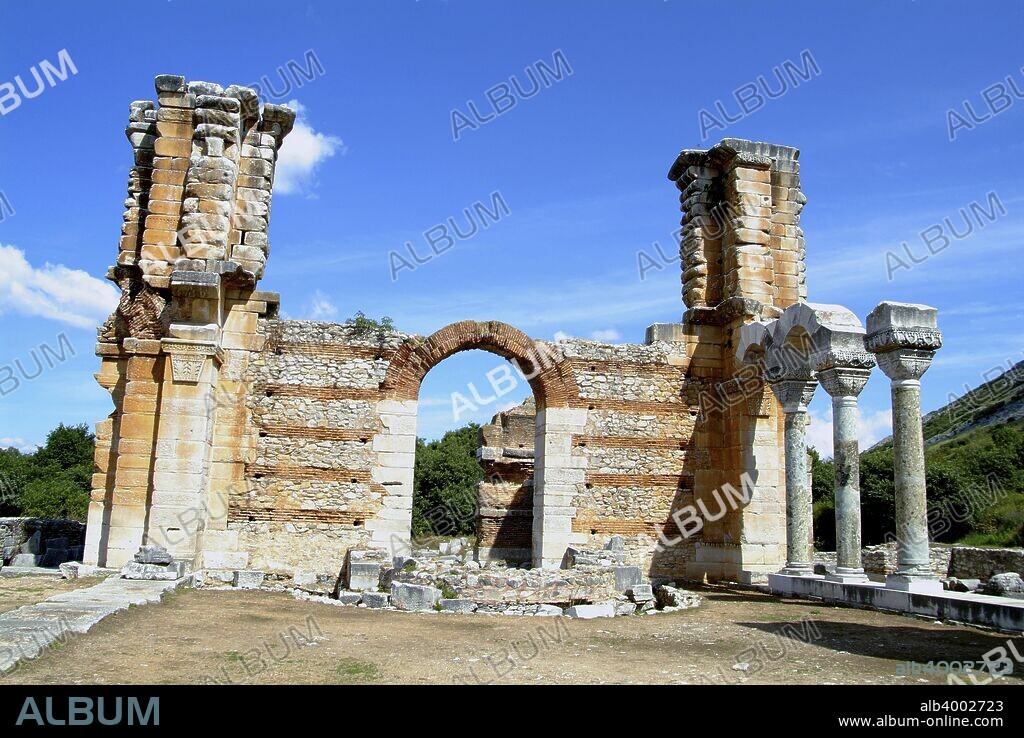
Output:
780,564,815,576
886,573,943,593
826,568,869,584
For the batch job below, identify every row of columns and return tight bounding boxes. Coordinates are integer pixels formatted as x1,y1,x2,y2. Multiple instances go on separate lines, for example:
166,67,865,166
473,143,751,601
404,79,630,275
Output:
750,301,943,592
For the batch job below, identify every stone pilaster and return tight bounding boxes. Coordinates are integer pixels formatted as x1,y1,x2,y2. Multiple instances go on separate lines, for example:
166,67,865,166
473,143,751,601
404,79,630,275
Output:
866,302,943,593
532,406,588,569
767,373,818,575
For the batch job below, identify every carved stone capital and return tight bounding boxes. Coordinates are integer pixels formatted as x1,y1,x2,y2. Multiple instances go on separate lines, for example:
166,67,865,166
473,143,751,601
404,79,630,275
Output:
161,338,223,383
817,365,872,399
768,377,818,414
875,348,936,383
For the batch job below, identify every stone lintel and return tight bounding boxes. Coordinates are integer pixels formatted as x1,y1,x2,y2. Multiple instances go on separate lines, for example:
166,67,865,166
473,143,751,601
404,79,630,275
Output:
170,269,220,299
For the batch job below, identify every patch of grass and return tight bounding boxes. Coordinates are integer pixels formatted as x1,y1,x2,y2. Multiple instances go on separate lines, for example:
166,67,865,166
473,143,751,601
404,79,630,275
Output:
439,583,458,600
335,657,379,682
756,613,794,622
225,651,243,662
402,560,417,572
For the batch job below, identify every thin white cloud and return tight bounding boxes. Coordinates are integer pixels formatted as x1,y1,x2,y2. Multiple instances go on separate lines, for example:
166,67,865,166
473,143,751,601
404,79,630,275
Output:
590,328,621,342
274,100,344,195
304,289,339,320
807,406,893,459
0,245,118,330
0,436,38,454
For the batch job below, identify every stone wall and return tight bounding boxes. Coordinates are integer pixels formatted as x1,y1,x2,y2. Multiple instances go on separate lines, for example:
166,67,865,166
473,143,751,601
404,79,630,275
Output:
84,80,796,589
948,546,1024,579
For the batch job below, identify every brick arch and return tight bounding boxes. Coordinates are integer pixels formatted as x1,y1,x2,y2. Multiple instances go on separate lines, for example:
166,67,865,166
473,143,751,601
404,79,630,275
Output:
380,320,578,408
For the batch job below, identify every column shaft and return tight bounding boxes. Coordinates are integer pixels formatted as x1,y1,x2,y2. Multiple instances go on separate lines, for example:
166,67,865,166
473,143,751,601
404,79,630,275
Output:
891,378,930,575
832,395,866,579
783,411,813,573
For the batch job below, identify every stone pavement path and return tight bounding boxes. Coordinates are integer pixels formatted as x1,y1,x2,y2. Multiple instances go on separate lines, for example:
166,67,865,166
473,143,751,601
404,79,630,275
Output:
0,575,186,673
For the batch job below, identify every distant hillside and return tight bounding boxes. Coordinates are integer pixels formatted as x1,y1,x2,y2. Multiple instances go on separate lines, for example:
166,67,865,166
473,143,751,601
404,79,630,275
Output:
869,357,1024,450
923,358,1024,446
813,359,1024,550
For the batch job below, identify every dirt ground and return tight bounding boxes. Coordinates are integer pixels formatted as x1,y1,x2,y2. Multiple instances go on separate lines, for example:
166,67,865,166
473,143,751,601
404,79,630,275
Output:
3,583,1022,685
0,574,109,615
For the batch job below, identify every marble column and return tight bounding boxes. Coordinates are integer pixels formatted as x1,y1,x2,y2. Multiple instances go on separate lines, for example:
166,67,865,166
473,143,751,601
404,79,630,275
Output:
817,361,874,583
768,373,818,575
866,302,943,593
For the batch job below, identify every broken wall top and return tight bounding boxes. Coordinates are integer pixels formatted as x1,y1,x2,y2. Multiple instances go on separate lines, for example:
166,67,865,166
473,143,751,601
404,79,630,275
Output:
118,74,295,291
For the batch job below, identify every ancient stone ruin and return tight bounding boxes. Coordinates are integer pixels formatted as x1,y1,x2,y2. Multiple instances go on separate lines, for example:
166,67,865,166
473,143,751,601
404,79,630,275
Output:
78,74,1022,630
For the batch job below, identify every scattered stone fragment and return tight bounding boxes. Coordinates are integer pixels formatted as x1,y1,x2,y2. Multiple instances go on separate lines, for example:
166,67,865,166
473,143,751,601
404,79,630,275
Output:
565,602,616,619
361,592,390,609
984,572,1024,599
628,584,654,603
232,570,264,589
946,577,982,593
655,585,702,610
440,599,477,613
614,600,637,616
391,582,441,611
134,545,173,565
334,591,362,605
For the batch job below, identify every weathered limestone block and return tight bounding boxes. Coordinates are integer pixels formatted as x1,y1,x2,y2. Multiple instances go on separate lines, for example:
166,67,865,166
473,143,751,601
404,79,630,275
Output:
565,602,616,618
232,570,265,589
390,582,441,611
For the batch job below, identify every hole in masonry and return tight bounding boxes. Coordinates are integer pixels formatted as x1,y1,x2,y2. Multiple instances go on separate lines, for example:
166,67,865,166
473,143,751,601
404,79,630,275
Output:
360,437,369,444
590,529,598,535
254,473,264,480
265,390,274,398
350,478,359,484
589,365,596,371
353,519,364,527
588,405,595,411
259,431,268,437
585,482,593,489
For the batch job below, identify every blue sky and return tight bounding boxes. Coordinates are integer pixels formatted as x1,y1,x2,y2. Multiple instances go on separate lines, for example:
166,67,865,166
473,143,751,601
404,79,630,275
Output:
0,0,1022,451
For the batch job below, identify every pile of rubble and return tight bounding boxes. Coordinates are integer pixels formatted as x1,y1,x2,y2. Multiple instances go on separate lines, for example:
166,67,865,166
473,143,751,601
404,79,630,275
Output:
290,536,705,618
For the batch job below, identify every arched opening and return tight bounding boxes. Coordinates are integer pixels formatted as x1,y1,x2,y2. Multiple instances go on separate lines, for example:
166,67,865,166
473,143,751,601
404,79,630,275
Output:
411,350,536,566
371,321,582,568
